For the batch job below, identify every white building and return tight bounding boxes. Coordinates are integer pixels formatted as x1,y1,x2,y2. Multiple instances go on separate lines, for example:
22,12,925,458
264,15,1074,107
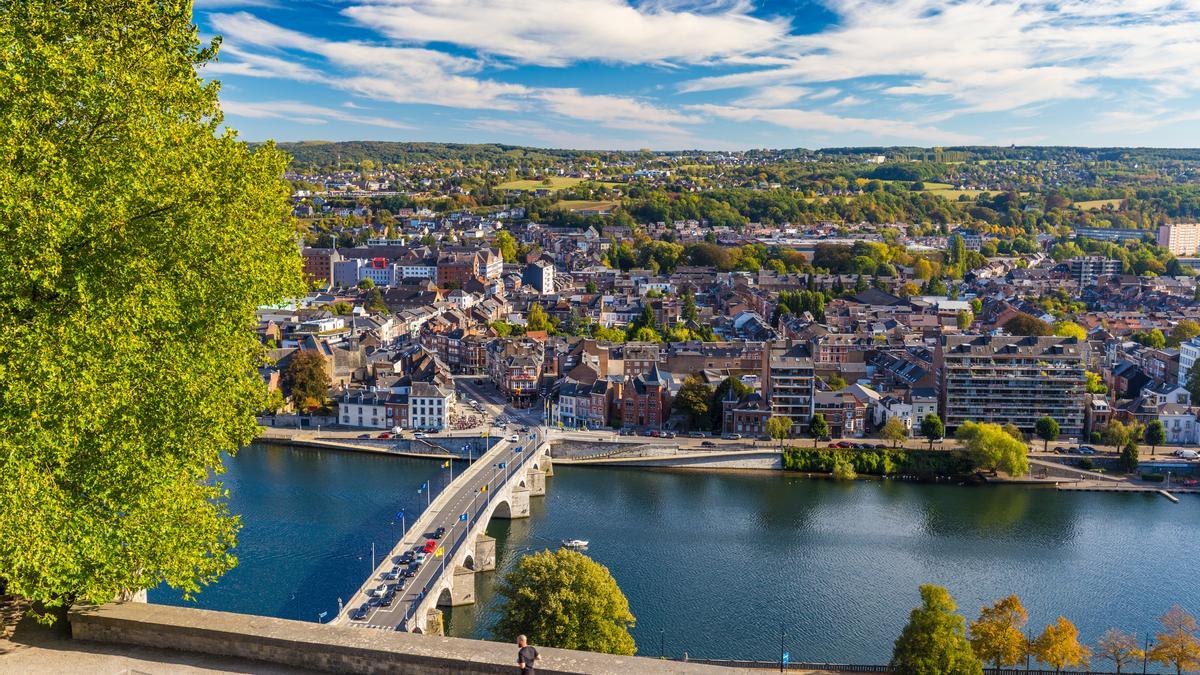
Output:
1179,337,1200,384
338,390,392,429
408,382,453,431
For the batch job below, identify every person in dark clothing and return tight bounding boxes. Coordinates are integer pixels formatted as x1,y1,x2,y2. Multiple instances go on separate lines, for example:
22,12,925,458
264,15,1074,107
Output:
517,634,539,674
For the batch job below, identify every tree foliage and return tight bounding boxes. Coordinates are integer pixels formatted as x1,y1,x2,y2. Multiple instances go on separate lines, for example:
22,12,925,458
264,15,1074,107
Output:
1035,416,1060,452
766,416,792,448
493,548,636,656
1145,420,1166,455
1148,605,1200,675
955,421,1029,476
921,414,944,450
673,376,713,429
809,413,829,447
891,584,983,675
969,595,1029,669
1004,313,1053,336
0,0,303,615
284,350,331,407
1031,616,1091,672
880,417,909,447
1095,628,1143,674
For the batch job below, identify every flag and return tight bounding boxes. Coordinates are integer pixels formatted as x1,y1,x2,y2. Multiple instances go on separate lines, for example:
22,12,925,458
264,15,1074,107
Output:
513,446,523,453
442,460,450,469
394,510,405,521
498,462,507,469
459,513,468,521
480,485,488,493
435,546,444,557
318,611,328,619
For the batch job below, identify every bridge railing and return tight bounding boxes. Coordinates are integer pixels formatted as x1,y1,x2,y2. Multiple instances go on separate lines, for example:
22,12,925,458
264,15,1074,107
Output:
402,436,545,625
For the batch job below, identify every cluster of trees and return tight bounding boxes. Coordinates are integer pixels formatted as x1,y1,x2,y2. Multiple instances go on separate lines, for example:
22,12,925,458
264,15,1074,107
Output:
892,585,1200,675
673,376,753,432
782,447,980,480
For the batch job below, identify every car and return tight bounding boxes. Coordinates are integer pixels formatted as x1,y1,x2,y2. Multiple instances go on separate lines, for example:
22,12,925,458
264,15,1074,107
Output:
397,552,414,564
723,433,742,440
1078,445,1096,453
433,527,446,539
370,583,388,597
380,592,394,607
379,571,398,581
378,432,392,439
1078,447,1096,455
836,441,852,448
414,432,427,439
519,426,529,432
872,444,886,450
423,539,438,553
414,551,427,563
649,430,660,437
663,431,677,438
507,434,519,442
817,435,832,442
757,435,772,441
701,441,717,448
393,578,407,591
687,431,706,438
467,398,478,406
367,596,382,607
349,603,369,621
357,433,371,439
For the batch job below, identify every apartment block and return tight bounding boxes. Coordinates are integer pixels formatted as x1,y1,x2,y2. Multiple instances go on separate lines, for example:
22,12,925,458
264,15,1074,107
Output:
937,335,1087,438
762,340,816,435
1158,223,1200,256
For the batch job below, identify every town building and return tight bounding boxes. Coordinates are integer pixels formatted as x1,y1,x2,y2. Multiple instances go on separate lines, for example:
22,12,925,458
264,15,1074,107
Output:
761,340,816,435
937,335,1088,438
408,382,453,431
1158,223,1200,256
1067,256,1122,284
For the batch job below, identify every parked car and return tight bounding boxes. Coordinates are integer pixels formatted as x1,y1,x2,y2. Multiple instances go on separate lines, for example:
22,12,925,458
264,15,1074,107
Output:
349,603,369,621
378,432,392,439
357,433,372,439
433,527,446,539
701,441,717,448
507,434,519,442
836,441,852,449
397,552,414,564
663,431,677,438
649,430,660,437
1078,447,1096,455
414,432,427,439
380,592,395,607
687,431,706,438
722,433,742,440
1077,445,1096,453
423,539,438,553
370,583,388,598
380,571,397,581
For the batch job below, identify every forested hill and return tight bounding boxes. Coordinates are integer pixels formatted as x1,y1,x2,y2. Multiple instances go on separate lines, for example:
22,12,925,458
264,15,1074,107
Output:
273,141,637,167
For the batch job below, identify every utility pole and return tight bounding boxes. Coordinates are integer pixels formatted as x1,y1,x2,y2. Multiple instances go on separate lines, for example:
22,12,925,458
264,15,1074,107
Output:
779,624,785,673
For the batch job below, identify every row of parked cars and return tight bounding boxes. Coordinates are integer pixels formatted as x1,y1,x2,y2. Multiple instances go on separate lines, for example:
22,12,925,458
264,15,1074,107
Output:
829,441,890,450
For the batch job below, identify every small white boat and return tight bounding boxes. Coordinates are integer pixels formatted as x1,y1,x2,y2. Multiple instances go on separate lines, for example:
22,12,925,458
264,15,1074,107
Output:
561,538,589,549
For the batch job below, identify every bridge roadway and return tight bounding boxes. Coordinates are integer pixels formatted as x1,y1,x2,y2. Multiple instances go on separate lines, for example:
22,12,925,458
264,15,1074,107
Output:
338,425,548,632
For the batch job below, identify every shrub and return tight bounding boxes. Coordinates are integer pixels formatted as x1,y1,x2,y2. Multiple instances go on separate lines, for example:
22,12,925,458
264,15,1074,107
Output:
1140,473,1166,483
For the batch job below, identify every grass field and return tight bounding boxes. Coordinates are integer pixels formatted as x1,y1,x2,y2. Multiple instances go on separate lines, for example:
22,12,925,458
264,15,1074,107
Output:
555,199,620,212
1075,198,1124,210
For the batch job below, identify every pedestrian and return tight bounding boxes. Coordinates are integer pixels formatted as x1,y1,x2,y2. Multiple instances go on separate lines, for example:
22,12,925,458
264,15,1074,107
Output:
517,634,539,674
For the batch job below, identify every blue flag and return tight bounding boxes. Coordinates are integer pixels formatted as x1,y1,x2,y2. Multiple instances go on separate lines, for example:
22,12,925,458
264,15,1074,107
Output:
394,510,405,521
514,446,523,453
318,611,328,619
459,513,468,521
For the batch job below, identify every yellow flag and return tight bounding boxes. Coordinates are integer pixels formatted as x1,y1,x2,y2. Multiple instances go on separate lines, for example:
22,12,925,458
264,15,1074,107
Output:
435,547,444,557
442,461,450,469
480,485,488,493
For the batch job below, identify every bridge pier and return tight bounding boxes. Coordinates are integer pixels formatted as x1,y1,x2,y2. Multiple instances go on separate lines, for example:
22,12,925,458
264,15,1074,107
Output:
439,565,476,607
527,469,546,496
424,608,444,636
474,534,496,571
495,484,530,518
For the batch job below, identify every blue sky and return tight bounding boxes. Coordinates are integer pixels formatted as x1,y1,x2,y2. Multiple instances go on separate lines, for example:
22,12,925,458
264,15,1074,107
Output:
196,0,1200,150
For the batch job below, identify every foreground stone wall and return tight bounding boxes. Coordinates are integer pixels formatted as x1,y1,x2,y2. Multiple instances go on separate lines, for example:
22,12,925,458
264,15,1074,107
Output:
69,602,742,675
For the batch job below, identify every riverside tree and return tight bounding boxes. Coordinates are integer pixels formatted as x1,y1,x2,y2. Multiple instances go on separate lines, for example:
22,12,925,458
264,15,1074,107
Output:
1095,628,1143,674
1035,416,1060,452
1031,616,1091,673
880,417,909,448
809,413,829,447
493,548,636,655
1145,420,1166,457
890,584,983,675
1148,605,1200,675
968,595,1029,669
955,421,1029,476
0,0,303,618
920,413,944,450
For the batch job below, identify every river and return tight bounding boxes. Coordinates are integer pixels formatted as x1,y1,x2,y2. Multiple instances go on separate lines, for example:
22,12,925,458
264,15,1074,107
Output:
152,444,1200,665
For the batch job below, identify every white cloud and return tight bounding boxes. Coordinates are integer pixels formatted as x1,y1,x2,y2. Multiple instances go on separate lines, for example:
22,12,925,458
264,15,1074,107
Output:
221,100,413,129
680,0,1200,116
339,0,789,67
535,88,702,133
733,85,810,107
831,95,866,107
689,103,977,144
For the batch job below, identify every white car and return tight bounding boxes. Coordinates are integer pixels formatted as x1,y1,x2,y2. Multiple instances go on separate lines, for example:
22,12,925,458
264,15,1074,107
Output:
1174,449,1199,459
507,434,519,442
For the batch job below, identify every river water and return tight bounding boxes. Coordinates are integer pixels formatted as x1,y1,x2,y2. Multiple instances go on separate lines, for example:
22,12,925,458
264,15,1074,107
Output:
152,444,1200,664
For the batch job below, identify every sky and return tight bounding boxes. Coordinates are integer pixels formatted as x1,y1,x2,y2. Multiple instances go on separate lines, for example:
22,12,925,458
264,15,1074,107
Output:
195,0,1200,150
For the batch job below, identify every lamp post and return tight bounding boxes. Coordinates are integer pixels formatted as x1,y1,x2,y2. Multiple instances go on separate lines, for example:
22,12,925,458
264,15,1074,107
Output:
779,624,786,673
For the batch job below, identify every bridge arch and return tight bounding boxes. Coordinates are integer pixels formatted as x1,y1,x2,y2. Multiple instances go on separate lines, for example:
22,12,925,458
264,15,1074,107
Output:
490,498,512,520
463,553,476,571
436,587,453,608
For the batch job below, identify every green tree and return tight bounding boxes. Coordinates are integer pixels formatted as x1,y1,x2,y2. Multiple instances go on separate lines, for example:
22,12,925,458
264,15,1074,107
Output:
1095,628,1143,674
585,281,598,294
1103,420,1133,450
956,310,974,330
527,302,550,332
1119,439,1140,474
1004,313,1053,336
1085,371,1108,394
1035,416,1060,452
827,372,848,390
955,421,1029,476
357,277,375,290
495,230,518,263
1031,616,1091,673
1148,605,1200,675
493,548,636,656
1145,328,1167,349
921,414,944,450
1145,419,1166,456
1001,422,1024,442
673,376,713,430
968,595,1029,669
880,417,909,448
0,0,303,617
709,376,752,431
366,287,389,314
890,584,983,675
766,416,792,450
1053,321,1087,340
809,413,829,447
284,350,331,408
593,326,626,343
681,289,700,325
1168,320,1200,348
631,326,661,343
